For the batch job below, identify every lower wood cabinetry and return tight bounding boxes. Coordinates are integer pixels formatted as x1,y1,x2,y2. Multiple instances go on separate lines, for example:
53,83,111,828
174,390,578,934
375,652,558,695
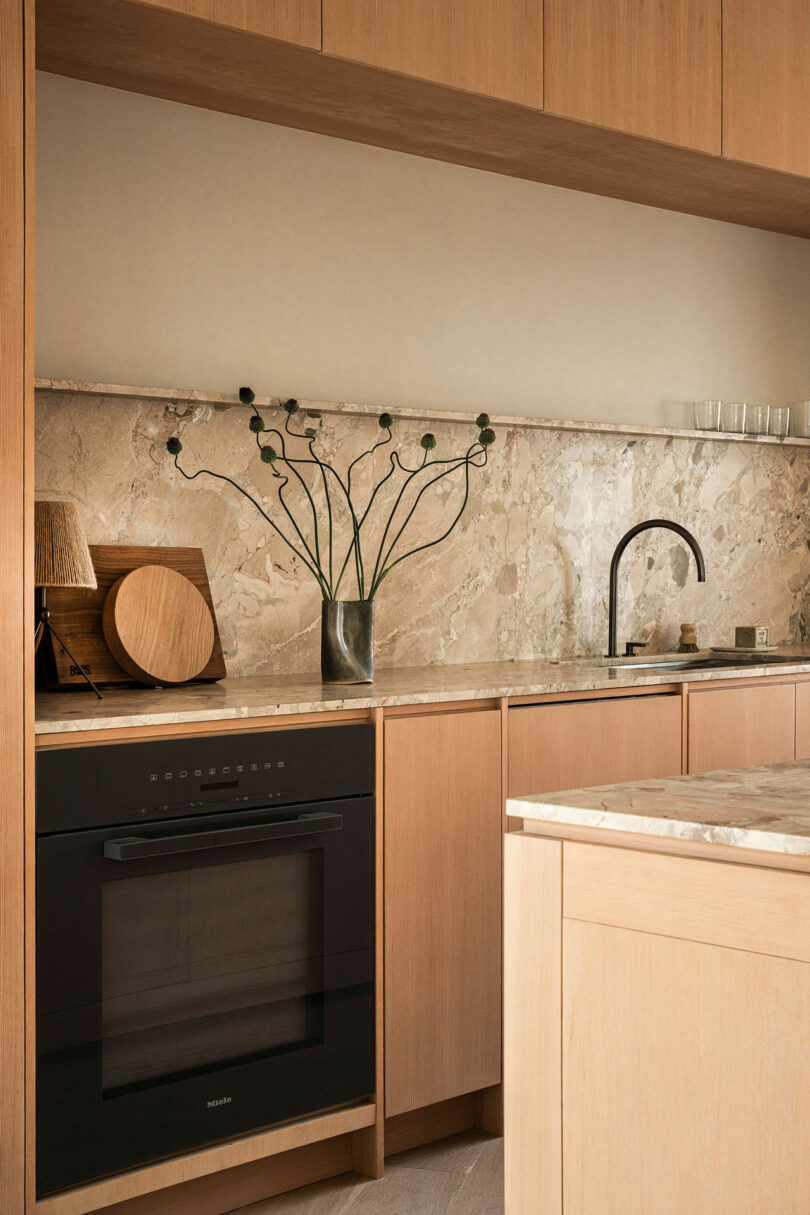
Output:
687,682,795,773
134,0,321,47
384,709,502,1117
508,694,682,796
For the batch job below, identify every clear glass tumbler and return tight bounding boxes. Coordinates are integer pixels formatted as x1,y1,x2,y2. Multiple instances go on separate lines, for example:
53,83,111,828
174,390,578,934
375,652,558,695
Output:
791,401,810,438
746,404,770,435
769,406,791,438
694,400,721,430
720,401,746,433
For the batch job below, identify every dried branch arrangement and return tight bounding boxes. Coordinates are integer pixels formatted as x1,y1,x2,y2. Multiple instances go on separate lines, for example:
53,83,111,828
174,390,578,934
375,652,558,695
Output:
167,387,495,601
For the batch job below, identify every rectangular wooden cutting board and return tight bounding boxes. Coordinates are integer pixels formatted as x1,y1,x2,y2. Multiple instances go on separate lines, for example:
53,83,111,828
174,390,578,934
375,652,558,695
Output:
38,544,226,689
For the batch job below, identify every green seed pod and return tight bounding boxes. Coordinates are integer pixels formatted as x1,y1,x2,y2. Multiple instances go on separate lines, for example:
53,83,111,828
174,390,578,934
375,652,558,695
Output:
239,386,256,405
249,414,265,433
166,437,182,455
379,412,393,429
260,445,278,464
475,412,491,429
284,398,299,415
479,427,496,447
420,432,437,451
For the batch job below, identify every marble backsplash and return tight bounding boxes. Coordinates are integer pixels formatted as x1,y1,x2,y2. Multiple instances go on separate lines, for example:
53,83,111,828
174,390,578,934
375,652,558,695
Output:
35,390,810,677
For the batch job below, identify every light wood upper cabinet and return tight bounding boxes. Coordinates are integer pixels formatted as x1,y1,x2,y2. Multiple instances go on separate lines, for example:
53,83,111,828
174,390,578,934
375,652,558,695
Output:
509,694,683,797
544,0,722,153
687,683,795,774
322,0,543,108
384,709,502,1117
134,0,320,48
724,0,810,176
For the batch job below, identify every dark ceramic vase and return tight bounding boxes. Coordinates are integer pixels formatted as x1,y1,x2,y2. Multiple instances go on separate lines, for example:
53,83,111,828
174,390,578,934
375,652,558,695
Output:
321,600,374,684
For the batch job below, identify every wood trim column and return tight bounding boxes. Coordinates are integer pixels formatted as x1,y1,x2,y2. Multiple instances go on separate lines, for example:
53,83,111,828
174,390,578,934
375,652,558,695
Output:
0,2,34,1212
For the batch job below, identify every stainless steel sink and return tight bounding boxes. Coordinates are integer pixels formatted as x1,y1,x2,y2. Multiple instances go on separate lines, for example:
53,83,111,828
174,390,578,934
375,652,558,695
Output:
607,654,804,672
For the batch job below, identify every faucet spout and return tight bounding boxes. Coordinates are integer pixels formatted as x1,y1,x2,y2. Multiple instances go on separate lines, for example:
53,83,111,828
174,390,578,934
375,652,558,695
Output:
607,519,706,659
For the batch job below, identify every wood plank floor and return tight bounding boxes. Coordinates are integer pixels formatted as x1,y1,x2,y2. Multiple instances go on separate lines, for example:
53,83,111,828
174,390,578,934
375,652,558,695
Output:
244,1132,504,1214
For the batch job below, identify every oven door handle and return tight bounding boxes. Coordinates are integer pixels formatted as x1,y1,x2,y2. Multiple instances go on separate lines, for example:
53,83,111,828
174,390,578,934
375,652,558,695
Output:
102,811,343,861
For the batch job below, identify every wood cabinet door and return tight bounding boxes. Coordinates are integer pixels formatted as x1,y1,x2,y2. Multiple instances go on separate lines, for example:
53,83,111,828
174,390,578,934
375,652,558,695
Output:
687,683,795,774
322,0,542,108
724,0,810,175
134,1,320,48
508,695,683,797
384,709,502,1117
795,682,810,760
563,918,810,1213
544,0,721,152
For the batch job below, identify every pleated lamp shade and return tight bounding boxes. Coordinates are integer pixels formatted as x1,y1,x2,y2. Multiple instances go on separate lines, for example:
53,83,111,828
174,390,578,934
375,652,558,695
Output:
34,501,97,589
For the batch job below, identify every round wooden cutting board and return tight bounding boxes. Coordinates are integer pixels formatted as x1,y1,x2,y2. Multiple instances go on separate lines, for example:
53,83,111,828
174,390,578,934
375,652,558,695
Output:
102,564,215,686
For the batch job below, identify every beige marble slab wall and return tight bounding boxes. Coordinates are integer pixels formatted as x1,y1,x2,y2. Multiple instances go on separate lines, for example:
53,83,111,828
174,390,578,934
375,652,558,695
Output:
35,391,810,676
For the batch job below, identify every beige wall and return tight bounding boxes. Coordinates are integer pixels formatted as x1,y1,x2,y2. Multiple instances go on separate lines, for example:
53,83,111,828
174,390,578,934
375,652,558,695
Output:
36,72,810,429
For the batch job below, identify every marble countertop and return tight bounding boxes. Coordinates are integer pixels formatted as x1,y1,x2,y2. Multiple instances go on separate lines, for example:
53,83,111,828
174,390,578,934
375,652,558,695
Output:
508,760,810,857
35,649,810,735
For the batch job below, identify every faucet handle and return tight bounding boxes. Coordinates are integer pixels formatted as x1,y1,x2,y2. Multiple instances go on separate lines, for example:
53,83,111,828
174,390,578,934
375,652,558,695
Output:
624,641,647,657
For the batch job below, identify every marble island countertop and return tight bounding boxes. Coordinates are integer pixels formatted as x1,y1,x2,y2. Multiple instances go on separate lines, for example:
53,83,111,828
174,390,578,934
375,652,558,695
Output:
35,648,810,735
508,760,810,857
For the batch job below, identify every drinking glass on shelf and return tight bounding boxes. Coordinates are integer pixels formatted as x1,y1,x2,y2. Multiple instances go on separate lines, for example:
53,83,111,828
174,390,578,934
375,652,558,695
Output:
720,401,746,433
769,406,791,438
746,404,770,435
791,401,810,438
694,400,721,430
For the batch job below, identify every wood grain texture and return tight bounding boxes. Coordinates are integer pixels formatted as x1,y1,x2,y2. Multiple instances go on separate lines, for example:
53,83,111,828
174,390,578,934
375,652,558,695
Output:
504,835,561,1215
508,694,682,796
563,918,810,1213
724,0,810,175
133,0,319,47
796,680,810,760
383,1094,478,1158
545,0,721,153
687,682,795,773
34,0,810,238
564,841,810,962
102,565,214,685
323,0,542,107
384,710,502,1117
39,544,225,688
34,1104,375,1215
0,0,30,1211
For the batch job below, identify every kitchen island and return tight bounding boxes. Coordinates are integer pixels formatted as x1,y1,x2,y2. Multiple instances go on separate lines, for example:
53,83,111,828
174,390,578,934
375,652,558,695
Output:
505,761,810,1215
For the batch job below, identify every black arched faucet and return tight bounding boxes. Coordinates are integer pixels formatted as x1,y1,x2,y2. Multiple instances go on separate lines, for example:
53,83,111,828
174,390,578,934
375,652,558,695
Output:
607,519,706,658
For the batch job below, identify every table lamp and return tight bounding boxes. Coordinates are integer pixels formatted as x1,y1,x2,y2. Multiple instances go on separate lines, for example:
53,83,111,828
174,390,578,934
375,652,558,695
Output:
34,500,103,699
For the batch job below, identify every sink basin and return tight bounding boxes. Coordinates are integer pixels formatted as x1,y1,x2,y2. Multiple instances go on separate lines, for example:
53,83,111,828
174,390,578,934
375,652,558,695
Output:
607,654,805,672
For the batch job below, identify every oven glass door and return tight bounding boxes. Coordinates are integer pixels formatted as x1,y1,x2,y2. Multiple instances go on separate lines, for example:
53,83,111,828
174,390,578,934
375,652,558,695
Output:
37,798,374,1195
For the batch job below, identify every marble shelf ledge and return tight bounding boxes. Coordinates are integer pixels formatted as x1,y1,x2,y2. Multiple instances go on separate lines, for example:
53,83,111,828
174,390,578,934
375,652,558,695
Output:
34,379,810,449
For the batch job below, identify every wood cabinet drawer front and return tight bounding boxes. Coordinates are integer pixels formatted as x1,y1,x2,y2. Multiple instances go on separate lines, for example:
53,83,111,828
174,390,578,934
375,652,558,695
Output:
544,0,721,152
323,0,543,108
687,683,795,774
508,695,682,797
135,0,321,47
564,842,810,962
795,682,810,760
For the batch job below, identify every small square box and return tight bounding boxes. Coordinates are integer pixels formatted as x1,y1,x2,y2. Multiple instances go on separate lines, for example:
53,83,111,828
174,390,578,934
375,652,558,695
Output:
735,625,769,648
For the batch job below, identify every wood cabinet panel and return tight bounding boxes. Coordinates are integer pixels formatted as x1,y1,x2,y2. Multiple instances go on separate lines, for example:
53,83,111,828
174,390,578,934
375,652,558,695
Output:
323,0,542,108
564,842,810,963
134,0,320,47
563,918,810,1213
687,683,795,774
796,682,810,760
384,710,502,1117
724,0,810,176
544,0,721,152
504,835,562,1215
508,695,682,797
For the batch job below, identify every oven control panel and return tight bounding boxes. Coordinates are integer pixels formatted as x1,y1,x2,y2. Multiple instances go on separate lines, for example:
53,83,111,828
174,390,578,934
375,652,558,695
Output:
36,723,374,833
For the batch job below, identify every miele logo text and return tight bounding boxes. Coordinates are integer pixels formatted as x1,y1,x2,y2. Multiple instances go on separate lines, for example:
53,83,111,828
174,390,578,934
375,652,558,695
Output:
207,1097,232,1108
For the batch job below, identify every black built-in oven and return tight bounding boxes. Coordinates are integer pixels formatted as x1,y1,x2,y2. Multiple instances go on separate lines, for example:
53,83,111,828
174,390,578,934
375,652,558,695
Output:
36,724,375,1195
